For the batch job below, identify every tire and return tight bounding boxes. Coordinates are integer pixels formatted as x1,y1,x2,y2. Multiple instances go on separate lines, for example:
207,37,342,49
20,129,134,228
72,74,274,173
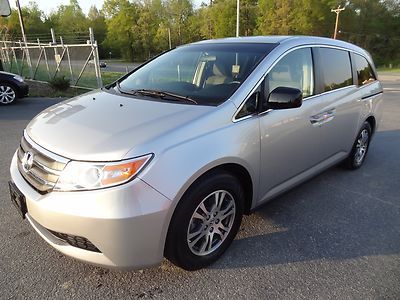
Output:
165,171,244,270
343,121,372,170
0,83,17,105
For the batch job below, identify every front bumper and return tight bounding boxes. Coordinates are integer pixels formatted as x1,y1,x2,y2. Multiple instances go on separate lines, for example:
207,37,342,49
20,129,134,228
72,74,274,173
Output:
10,152,172,269
16,81,29,98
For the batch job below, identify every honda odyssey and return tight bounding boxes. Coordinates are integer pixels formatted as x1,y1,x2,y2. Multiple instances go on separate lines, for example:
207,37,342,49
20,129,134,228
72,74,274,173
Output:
9,36,383,270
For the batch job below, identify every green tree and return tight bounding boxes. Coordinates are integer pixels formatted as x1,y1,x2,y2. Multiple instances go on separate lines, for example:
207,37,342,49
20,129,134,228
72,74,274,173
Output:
88,6,107,58
336,0,400,65
102,0,140,61
48,0,88,34
210,0,237,37
137,0,165,58
241,0,257,36
165,0,194,45
256,0,333,35
0,2,50,41
191,3,215,40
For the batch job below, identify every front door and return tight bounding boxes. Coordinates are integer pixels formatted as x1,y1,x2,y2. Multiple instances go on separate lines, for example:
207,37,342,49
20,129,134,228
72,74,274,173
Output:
258,47,326,204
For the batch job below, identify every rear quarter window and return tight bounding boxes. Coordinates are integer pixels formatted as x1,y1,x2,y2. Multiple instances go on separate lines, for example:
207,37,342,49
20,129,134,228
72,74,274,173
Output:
319,48,353,92
354,54,376,86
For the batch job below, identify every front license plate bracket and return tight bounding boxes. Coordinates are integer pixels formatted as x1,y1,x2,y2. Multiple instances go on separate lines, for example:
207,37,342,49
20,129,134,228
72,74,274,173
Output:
9,181,27,219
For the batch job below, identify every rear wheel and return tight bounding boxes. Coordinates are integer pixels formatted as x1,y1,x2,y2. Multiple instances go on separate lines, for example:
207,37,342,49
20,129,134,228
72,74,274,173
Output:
165,171,244,270
343,121,372,169
0,83,17,105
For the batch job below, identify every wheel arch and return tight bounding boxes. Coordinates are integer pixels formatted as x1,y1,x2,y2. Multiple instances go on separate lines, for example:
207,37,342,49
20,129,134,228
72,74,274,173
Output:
365,115,376,135
214,163,254,215
162,162,255,255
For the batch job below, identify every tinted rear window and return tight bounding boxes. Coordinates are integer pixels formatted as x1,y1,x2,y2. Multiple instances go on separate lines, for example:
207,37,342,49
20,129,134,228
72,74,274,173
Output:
354,54,376,86
319,48,353,92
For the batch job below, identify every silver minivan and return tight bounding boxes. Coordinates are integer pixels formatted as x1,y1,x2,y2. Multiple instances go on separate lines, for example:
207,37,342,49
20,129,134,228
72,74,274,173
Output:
9,36,383,270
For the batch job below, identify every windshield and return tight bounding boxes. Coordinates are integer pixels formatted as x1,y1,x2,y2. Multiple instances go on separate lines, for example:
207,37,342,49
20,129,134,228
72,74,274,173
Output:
118,43,277,106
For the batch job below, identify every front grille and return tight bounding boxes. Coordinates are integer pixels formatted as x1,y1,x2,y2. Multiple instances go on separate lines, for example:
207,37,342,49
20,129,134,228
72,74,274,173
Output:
17,134,68,193
48,229,101,253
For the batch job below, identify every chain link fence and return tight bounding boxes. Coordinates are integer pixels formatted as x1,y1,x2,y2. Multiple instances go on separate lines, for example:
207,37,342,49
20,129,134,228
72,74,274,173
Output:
0,28,103,89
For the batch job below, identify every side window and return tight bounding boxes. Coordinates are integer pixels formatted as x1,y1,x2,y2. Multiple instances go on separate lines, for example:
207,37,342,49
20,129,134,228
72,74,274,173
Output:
262,48,313,110
354,54,376,86
319,48,353,92
266,48,314,97
236,89,259,119
236,48,314,118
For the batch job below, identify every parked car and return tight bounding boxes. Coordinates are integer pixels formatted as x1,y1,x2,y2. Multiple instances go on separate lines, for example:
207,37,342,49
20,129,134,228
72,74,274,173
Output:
9,36,383,271
0,71,29,105
88,59,107,68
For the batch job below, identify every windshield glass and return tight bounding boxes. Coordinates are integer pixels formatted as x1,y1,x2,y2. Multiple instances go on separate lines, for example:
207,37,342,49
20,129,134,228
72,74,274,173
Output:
118,43,277,106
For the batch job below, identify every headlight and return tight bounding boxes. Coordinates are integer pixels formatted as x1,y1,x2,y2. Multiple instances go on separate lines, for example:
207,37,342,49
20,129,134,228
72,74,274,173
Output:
54,154,153,191
13,75,24,82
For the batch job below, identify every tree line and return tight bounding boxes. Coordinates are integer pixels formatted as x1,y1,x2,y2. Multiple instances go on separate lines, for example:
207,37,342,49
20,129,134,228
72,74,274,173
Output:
0,0,399,66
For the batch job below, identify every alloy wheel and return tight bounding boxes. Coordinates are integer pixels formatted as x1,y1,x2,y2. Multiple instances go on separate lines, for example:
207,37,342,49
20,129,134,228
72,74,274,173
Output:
0,85,16,104
187,190,236,256
354,129,369,165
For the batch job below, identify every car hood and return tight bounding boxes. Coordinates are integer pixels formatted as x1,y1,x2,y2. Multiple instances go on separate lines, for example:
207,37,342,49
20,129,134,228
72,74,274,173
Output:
26,90,214,161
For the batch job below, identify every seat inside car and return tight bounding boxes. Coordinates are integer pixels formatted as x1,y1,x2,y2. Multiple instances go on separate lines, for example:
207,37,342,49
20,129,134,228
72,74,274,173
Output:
205,60,233,86
268,65,302,92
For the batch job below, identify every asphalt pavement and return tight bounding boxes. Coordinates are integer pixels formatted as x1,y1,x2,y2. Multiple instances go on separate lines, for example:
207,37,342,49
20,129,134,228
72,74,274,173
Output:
0,80,399,299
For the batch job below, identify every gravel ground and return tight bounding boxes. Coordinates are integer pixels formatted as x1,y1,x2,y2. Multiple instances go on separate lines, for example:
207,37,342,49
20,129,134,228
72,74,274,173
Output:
0,81,399,299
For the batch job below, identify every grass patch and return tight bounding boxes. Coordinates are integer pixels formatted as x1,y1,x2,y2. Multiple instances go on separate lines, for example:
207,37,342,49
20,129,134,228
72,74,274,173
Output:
377,67,400,72
26,80,89,98
3,60,126,89
25,70,124,98
102,71,125,85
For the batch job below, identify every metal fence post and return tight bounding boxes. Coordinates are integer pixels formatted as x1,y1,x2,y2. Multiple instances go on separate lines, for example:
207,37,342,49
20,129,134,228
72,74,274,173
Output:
33,38,44,79
51,28,58,55
18,40,25,75
89,27,102,88
66,45,74,83
11,47,19,74
16,0,33,78
40,38,52,80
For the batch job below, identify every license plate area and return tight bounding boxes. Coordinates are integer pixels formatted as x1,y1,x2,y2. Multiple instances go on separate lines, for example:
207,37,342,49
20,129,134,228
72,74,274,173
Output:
9,181,27,219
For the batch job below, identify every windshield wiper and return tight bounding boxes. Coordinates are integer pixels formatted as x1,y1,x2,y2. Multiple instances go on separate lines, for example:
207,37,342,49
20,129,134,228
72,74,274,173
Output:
115,85,198,104
115,81,132,95
134,89,198,104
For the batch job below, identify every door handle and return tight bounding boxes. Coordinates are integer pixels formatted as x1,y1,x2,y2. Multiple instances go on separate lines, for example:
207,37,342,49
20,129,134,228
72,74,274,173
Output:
310,108,336,127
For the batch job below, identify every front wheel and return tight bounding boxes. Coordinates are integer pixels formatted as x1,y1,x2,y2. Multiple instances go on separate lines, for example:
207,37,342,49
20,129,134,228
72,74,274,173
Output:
343,121,372,169
165,171,244,270
0,83,17,105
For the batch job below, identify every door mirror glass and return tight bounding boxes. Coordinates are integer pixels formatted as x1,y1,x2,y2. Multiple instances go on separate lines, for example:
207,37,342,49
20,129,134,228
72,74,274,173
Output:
0,0,10,17
267,87,302,109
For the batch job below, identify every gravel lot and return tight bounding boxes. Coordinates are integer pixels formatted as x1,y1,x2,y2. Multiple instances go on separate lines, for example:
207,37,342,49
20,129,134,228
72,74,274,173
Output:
0,80,399,299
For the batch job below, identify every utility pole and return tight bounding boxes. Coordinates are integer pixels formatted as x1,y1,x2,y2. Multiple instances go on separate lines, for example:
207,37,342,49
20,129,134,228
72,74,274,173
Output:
331,5,345,39
15,0,33,77
236,0,240,37
168,27,171,49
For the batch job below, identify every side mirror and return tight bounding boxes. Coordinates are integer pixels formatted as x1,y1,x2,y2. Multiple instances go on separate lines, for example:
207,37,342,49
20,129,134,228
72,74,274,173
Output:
267,87,303,110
